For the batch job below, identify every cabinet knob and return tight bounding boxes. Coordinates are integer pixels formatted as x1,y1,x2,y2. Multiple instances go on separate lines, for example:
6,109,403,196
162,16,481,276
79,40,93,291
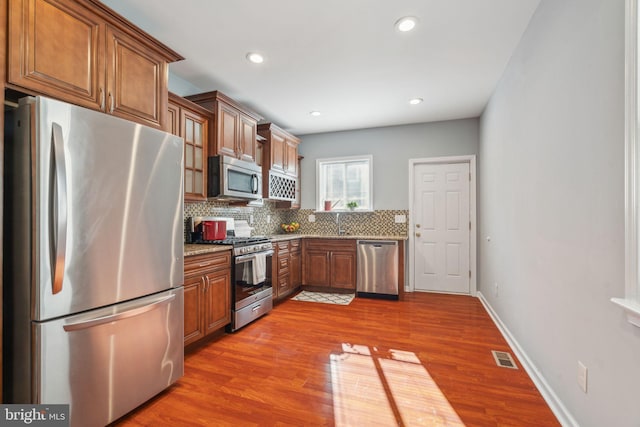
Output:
416,224,421,228
415,232,421,237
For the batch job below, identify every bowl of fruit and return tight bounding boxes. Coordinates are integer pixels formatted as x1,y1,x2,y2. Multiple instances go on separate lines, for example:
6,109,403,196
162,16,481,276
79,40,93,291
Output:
281,221,300,233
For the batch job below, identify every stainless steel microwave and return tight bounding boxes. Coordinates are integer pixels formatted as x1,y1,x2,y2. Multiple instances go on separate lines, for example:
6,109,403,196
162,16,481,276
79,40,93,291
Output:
208,155,262,201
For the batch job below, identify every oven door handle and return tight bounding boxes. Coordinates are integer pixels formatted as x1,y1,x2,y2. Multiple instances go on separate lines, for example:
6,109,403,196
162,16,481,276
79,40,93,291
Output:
235,249,274,263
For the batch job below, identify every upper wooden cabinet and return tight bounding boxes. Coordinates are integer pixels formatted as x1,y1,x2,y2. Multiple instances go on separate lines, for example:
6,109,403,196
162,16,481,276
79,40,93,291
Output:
258,123,300,177
258,123,300,201
167,93,211,202
7,0,183,129
186,91,262,163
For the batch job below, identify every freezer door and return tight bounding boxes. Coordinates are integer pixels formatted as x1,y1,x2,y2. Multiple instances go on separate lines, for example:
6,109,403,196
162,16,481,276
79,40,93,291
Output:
30,96,184,320
34,288,184,427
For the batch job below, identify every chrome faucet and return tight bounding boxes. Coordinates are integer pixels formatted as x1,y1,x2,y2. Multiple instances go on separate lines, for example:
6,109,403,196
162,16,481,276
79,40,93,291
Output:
336,212,346,235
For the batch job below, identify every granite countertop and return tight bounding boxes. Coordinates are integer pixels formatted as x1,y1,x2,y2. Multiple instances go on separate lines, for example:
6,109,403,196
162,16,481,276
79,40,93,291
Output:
268,234,408,242
184,244,232,257
185,234,407,256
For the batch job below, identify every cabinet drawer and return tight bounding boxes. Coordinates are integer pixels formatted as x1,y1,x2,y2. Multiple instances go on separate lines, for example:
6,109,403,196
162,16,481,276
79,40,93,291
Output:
184,251,231,276
276,240,290,252
278,274,290,292
304,239,356,252
278,256,290,270
290,239,301,249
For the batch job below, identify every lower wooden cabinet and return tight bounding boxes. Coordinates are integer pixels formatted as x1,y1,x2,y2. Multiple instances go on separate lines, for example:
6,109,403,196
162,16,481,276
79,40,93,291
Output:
302,239,357,290
273,239,301,300
184,251,231,346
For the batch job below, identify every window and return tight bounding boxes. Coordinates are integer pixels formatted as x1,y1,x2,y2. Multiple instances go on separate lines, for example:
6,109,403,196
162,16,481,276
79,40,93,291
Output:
612,0,640,326
316,155,373,211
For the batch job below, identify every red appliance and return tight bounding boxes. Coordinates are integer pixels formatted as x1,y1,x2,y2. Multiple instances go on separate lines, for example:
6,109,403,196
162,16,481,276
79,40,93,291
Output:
201,220,226,241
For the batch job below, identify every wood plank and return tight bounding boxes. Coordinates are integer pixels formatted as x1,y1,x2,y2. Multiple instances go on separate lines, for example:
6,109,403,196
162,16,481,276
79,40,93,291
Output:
114,292,560,426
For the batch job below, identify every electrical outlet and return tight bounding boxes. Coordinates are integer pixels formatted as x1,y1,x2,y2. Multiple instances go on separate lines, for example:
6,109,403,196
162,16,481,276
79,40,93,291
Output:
267,215,271,224
394,214,406,224
249,214,254,225
308,214,316,223
577,361,588,393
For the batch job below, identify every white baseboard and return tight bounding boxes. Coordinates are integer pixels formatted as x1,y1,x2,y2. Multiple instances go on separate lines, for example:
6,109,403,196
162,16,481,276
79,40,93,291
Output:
476,292,580,427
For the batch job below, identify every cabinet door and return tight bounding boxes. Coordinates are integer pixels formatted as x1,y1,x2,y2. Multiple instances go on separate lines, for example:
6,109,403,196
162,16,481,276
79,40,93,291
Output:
8,0,104,111
284,139,298,176
270,132,286,172
305,250,330,286
277,274,290,298
167,101,180,135
216,102,240,157
182,108,208,202
331,251,357,290
239,114,257,162
105,24,166,128
183,275,205,346
204,269,231,333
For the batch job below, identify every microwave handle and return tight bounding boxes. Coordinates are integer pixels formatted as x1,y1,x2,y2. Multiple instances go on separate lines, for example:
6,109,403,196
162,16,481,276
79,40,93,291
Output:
251,174,259,194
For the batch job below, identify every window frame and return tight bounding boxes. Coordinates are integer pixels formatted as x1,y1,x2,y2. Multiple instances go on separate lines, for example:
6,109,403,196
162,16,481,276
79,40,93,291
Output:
612,0,640,327
315,154,373,212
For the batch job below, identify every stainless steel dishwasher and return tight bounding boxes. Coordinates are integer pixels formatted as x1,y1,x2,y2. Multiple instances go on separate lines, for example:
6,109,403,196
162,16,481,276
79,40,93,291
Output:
356,240,399,299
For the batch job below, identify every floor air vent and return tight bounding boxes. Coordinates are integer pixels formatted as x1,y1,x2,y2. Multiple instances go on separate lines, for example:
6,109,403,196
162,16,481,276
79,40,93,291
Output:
491,350,518,369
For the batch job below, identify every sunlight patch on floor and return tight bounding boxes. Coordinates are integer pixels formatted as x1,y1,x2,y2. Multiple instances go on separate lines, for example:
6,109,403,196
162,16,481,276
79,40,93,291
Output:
330,343,464,426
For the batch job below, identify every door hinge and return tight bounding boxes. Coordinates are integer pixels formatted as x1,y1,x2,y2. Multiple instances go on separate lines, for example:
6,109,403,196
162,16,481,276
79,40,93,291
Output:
469,270,471,278
469,172,471,181
469,221,472,230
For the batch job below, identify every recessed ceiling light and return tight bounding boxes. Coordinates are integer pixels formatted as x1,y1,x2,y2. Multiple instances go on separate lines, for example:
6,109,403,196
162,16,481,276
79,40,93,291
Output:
310,111,321,117
395,16,418,32
409,98,423,105
246,52,264,64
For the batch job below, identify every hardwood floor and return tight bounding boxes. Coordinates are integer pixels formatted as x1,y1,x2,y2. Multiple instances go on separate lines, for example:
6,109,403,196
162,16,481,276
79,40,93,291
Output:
114,292,559,426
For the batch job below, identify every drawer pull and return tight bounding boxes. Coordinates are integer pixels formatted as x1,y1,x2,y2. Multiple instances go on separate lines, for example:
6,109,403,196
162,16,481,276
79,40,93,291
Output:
198,262,213,267
252,305,261,312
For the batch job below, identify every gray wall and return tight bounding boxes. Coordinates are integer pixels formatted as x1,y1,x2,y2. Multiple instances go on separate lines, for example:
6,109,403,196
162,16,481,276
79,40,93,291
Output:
479,0,638,425
298,119,479,210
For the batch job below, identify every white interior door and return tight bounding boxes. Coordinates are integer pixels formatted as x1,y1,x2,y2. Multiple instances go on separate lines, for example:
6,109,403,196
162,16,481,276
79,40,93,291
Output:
413,162,470,294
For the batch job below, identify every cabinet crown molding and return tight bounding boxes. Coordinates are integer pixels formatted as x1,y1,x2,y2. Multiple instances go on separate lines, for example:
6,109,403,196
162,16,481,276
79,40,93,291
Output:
186,90,263,121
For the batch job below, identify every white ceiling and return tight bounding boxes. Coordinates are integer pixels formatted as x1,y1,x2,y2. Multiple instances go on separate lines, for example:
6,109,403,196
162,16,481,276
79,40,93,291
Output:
100,0,540,135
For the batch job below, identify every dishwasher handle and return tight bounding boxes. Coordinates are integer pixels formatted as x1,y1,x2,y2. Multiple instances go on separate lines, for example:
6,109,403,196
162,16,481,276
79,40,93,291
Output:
357,240,398,247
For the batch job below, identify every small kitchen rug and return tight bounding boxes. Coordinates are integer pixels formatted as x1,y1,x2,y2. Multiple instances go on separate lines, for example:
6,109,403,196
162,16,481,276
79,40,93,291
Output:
291,291,355,305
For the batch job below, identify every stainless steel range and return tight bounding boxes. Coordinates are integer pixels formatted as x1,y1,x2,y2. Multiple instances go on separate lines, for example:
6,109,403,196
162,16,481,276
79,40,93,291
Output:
189,217,273,331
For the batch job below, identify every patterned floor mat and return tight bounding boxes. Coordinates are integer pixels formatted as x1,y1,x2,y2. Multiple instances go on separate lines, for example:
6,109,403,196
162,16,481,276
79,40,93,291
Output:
290,291,355,305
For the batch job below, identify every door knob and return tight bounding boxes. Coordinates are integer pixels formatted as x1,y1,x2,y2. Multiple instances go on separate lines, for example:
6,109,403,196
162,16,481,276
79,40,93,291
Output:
415,232,421,237
416,224,421,228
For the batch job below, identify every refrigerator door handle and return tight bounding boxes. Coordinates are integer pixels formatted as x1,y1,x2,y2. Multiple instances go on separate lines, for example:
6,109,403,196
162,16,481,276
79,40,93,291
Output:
62,294,177,332
51,122,68,295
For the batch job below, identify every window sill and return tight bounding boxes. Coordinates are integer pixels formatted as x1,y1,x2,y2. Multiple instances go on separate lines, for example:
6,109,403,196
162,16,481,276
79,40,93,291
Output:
611,297,640,327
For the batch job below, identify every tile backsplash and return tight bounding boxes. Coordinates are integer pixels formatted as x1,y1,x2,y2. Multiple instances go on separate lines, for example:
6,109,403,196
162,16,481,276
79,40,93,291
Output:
184,201,408,239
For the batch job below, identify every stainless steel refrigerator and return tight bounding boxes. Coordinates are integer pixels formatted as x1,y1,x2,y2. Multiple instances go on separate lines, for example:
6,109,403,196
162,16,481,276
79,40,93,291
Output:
3,96,185,426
